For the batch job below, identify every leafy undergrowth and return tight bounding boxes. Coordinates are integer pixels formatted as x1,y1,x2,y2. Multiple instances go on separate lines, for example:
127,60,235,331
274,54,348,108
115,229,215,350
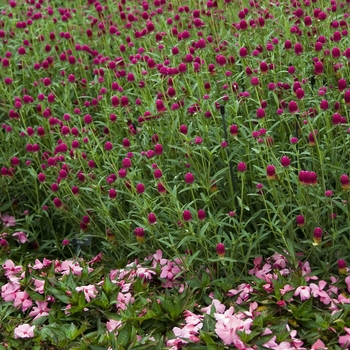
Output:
2,251,350,349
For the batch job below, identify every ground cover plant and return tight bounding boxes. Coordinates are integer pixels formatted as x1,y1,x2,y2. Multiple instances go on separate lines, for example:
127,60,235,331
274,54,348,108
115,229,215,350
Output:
1,0,350,348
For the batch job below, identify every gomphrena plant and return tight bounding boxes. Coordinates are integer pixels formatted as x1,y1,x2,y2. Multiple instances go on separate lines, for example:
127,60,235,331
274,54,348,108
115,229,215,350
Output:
0,0,350,278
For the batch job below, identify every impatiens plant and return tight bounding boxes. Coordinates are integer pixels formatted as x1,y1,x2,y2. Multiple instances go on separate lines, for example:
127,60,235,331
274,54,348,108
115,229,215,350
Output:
1,0,350,347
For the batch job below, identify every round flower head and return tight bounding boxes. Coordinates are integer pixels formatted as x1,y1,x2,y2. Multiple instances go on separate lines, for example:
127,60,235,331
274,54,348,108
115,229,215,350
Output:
216,243,225,258
184,172,194,184
280,156,291,167
340,174,350,191
296,215,305,227
134,227,145,244
266,165,277,180
338,259,347,275
183,210,192,221
237,162,247,172
313,227,323,246
148,213,157,225
197,209,206,220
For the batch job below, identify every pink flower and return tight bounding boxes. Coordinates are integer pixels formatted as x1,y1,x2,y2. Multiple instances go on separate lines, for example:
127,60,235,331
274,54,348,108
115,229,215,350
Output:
160,261,181,280
215,313,253,346
280,284,294,295
116,292,134,310
76,285,98,302
12,231,28,244
60,260,83,275
1,282,21,302
311,339,327,349
201,299,226,315
13,291,33,312
310,280,331,304
0,213,16,227
33,279,45,294
345,275,350,293
32,258,52,270
136,266,156,281
2,260,23,278
294,286,310,301
14,324,35,339
106,319,122,333
29,301,50,320
339,327,350,348
152,250,168,267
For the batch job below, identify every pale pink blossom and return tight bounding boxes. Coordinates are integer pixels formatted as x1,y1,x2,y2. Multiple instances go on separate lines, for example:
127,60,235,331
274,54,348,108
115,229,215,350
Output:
311,339,327,349
76,285,98,302
152,249,168,267
339,327,350,348
116,292,134,310
183,310,204,326
214,305,235,323
173,324,201,342
60,260,83,275
1,282,21,302
310,280,331,304
160,261,181,280
248,256,263,274
64,304,72,315
271,253,288,268
294,286,310,301
116,281,132,293
254,263,272,279
200,299,226,315
286,325,304,348
106,319,122,333
12,231,28,244
215,314,253,346
302,261,318,281
29,301,50,320
13,291,32,312
1,213,16,227
227,283,253,304
2,260,23,278
136,266,156,280
33,258,52,270
243,302,261,318
345,275,350,293
14,324,35,339
33,279,45,294
280,284,294,295
328,276,338,296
